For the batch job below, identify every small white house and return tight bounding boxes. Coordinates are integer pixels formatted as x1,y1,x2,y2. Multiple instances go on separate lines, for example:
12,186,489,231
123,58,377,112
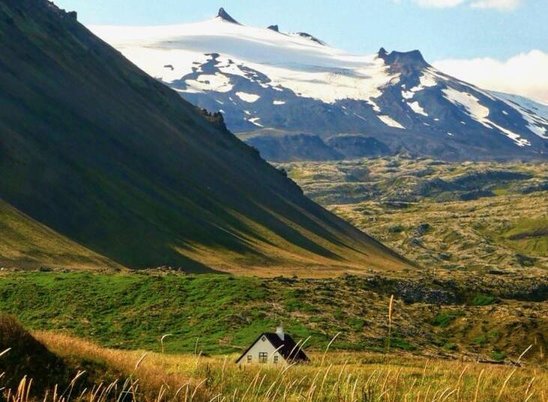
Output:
235,326,309,365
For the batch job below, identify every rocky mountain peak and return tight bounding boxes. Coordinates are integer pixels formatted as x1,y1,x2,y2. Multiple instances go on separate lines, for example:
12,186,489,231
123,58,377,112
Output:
377,48,429,70
267,24,279,32
217,8,240,24
296,32,325,45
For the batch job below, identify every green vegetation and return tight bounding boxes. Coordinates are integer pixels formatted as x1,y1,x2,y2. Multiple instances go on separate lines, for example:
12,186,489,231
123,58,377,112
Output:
432,310,463,327
0,200,121,271
491,350,507,362
501,217,548,256
279,157,548,272
471,294,496,306
0,272,545,363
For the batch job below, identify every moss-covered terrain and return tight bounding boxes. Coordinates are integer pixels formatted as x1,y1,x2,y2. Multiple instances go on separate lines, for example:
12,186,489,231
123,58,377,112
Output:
278,157,548,272
0,272,545,364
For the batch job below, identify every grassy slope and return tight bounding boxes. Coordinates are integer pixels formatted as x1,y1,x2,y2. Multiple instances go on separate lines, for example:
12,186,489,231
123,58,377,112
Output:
279,158,548,272
0,0,409,275
23,332,547,402
0,272,545,363
501,217,548,256
0,200,121,270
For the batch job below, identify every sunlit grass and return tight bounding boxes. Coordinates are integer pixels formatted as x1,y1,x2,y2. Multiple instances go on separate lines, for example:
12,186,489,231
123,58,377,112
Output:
1,332,545,402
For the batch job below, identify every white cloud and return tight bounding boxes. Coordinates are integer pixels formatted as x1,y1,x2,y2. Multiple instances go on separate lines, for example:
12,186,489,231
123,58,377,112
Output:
401,0,522,10
414,0,466,8
469,0,521,10
433,50,548,103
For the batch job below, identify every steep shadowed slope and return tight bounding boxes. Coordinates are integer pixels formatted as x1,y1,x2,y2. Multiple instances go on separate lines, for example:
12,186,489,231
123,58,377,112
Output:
0,0,410,275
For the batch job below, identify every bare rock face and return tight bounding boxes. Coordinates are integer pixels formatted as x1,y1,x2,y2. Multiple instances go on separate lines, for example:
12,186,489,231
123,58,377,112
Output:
217,8,240,24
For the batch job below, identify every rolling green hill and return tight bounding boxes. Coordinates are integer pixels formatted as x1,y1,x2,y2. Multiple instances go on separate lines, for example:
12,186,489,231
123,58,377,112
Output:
0,0,409,274
0,272,545,363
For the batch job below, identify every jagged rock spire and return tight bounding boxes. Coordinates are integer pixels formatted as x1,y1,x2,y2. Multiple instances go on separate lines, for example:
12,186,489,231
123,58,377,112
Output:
217,8,240,24
377,48,429,69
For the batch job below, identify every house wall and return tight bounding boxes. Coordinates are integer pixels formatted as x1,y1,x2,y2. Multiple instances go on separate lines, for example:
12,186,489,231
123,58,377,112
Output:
239,336,287,365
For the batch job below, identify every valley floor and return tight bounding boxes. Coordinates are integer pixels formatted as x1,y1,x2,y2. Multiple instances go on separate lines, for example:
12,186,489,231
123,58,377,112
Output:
279,157,548,273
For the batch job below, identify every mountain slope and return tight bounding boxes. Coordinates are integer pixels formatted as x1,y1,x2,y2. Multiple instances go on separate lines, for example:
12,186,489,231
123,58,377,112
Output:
92,9,548,161
0,199,122,270
0,0,410,274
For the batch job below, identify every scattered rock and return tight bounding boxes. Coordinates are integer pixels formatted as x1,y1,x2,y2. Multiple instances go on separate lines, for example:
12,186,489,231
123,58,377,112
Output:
415,223,431,236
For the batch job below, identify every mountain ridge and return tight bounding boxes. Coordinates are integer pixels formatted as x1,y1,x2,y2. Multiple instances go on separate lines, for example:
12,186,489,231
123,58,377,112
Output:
91,9,548,161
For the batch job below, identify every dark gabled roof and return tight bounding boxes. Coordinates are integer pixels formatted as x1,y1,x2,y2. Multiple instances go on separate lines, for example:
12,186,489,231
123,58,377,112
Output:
236,332,309,363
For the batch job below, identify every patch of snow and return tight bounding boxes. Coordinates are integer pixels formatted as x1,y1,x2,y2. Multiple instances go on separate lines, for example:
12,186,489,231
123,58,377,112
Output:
185,73,233,93
236,92,260,103
368,98,382,113
444,87,532,146
408,101,428,116
416,70,438,90
489,122,531,147
494,92,548,139
378,115,405,129
174,87,203,94
352,112,368,122
249,117,264,127
442,87,490,127
91,17,397,104
273,100,286,105
401,90,414,100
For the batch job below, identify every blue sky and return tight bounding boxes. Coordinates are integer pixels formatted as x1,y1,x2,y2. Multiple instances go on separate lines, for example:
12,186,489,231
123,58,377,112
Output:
52,0,548,102
53,0,546,61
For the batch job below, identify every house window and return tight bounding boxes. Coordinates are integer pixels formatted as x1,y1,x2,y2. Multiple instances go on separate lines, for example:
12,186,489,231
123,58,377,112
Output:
261,336,267,342
259,352,268,363
273,355,279,364
247,354,252,363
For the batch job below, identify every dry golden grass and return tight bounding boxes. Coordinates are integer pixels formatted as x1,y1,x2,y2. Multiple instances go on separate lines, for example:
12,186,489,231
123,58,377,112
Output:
2,332,543,401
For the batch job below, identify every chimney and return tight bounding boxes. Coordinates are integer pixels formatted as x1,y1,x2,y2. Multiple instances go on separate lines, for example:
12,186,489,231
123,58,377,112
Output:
276,325,284,341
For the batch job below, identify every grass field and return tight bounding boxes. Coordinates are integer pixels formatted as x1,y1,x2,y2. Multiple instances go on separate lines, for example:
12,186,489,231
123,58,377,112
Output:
2,330,547,401
0,272,545,364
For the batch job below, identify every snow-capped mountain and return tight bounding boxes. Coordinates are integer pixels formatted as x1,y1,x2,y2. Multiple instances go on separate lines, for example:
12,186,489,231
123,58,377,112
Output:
92,8,548,161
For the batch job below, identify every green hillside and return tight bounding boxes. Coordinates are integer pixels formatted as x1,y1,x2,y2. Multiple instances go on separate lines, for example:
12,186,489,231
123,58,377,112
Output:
0,0,409,275
0,199,120,270
0,272,545,363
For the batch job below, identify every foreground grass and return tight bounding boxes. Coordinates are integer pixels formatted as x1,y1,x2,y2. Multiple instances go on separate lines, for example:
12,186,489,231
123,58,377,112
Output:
2,332,546,401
